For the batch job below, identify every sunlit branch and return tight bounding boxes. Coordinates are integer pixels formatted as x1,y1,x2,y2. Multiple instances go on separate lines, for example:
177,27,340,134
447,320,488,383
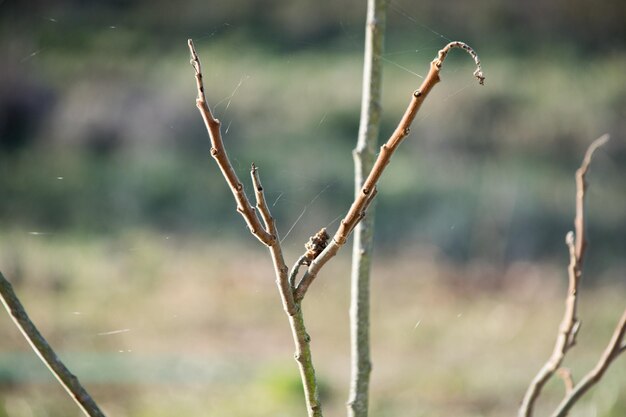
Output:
0,271,106,417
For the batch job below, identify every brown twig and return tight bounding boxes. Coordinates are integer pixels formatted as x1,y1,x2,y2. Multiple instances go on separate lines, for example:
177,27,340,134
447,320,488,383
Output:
189,40,274,247
250,163,297,315
518,134,613,417
0,271,106,417
294,41,485,302
574,134,609,261
189,39,323,417
252,155,324,417
551,309,626,417
250,163,275,235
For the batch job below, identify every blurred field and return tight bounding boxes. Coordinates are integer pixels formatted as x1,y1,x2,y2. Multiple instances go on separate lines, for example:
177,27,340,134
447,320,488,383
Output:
0,232,625,417
2,36,625,264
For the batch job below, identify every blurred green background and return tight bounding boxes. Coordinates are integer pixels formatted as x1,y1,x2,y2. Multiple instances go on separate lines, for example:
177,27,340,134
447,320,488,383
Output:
0,0,625,416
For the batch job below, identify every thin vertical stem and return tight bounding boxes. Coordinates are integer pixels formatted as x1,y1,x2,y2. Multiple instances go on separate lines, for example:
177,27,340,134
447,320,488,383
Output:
348,0,386,416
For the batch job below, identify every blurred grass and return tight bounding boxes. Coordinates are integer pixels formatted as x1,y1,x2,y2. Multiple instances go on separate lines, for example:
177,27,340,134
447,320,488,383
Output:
1,32,625,269
0,231,624,416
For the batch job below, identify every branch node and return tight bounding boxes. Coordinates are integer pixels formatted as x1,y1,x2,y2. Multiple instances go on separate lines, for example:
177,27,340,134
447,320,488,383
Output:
568,320,582,348
304,228,330,263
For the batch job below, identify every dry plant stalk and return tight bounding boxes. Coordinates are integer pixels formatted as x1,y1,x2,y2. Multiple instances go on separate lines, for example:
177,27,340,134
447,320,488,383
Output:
0,271,106,417
519,134,626,417
188,39,483,417
348,0,386,415
293,41,483,302
189,40,322,416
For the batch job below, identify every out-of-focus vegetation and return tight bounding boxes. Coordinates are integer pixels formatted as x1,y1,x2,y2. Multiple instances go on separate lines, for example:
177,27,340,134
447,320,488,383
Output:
0,1,626,264
1,0,625,266
0,0,625,416
0,233,624,417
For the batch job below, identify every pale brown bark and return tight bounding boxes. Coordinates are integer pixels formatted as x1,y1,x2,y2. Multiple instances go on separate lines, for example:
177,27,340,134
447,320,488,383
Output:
519,134,625,417
551,310,626,417
0,271,106,417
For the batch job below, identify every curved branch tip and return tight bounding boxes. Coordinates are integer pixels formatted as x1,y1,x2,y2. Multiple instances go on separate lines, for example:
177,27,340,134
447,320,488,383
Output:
436,41,485,85
581,134,610,170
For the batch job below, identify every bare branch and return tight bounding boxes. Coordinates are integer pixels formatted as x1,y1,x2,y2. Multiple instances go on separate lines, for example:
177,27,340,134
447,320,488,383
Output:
294,41,485,302
518,135,610,417
250,163,276,236
574,134,609,261
188,39,274,246
189,39,322,417
348,9,387,412
551,309,626,417
0,271,106,417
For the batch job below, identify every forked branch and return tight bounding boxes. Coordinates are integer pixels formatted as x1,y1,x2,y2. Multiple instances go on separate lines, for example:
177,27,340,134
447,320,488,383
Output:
188,39,322,417
188,39,484,417
551,309,626,417
293,41,485,301
189,40,274,247
0,271,105,417
519,134,625,417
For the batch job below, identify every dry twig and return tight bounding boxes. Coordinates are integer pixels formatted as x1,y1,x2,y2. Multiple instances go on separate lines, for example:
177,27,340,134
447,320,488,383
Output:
293,41,485,302
0,271,106,417
348,1,386,415
188,42,274,247
551,310,626,417
189,39,322,417
519,134,625,417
